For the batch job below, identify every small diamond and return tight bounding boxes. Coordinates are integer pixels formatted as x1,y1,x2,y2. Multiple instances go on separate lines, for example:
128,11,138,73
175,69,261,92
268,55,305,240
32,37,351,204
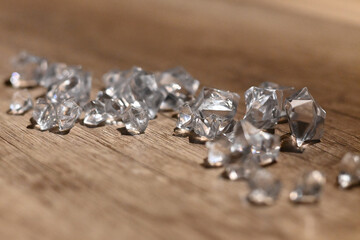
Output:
289,170,326,203
105,98,125,122
103,67,141,98
83,100,107,126
32,98,57,131
176,103,194,130
224,155,259,181
205,136,232,167
338,152,360,189
231,120,260,153
40,63,79,88
249,131,280,166
285,87,326,147
194,115,222,140
10,52,48,88
9,90,33,115
122,101,149,135
56,99,81,131
247,169,281,206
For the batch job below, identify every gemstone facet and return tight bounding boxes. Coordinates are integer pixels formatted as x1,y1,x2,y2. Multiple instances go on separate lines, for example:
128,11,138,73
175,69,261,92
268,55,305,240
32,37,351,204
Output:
338,152,360,189
9,90,33,115
83,100,107,126
56,99,81,131
32,98,57,131
205,136,232,167
122,101,149,135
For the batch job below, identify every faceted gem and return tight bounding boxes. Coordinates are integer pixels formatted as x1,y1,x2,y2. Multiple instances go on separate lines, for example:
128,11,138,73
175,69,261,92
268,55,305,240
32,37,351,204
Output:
289,170,326,203
176,103,194,130
338,152,360,189
224,155,259,181
193,115,222,140
56,99,81,131
205,136,232,167
122,101,149,135
83,100,107,126
32,98,57,131
249,131,280,166
105,98,125,122
247,169,281,206
231,120,260,153
285,87,326,147
40,63,79,88
10,52,48,88
244,86,279,129
9,90,33,115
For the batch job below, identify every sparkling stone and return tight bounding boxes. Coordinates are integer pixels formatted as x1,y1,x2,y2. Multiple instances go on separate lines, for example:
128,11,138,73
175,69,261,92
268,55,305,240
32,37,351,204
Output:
224,155,259,181
83,100,107,126
247,169,281,206
193,115,222,140
244,86,280,129
176,103,194,130
285,87,326,147
96,91,125,122
231,120,260,153
56,99,81,131
249,131,280,166
289,170,326,203
40,63,79,88
205,136,232,167
338,152,360,189
9,90,33,115
32,98,57,131
122,101,149,135
10,52,48,88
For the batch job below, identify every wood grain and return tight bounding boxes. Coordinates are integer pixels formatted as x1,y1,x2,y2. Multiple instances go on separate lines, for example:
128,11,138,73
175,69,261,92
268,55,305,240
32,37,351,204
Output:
0,0,359,239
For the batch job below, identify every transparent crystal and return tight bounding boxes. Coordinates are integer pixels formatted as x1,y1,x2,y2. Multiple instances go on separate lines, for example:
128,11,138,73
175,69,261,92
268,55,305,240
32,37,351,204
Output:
244,86,279,129
285,87,326,147
9,90,33,115
56,99,81,131
176,103,194,130
231,120,260,153
83,100,107,126
193,115,221,140
40,63,79,88
10,52,48,88
103,67,141,98
338,152,360,189
249,131,280,166
289,170,326,203
32,98,57,131
205,136,232,167
224,155,259,181
105,98,125,122
247,169,281,205
122,101,149,135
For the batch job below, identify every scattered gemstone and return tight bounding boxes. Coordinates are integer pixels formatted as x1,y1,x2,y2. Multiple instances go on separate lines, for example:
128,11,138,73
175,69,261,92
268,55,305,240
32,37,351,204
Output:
224,155,259,181
83,100,107,126
285,87,326,147
40,63,79,88
32,98,57,131
56,98,81,131
122,101,149,135
231,120,260,153
176,103,194,130
338,152,360,189
9,90,33,115
249,131,280,166
205,136,232,167
247,169,281,206
289,170,326,203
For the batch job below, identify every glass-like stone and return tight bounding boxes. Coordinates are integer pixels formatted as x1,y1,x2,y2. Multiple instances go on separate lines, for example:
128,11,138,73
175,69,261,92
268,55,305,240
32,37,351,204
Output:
105,98,125,122
338,152,360,189
176,103,194,130
32,98,57,131
83,100,107,126
122,101,149,135
193,115,221,140
247,169,281,206
40,63,79,88
249,131,280,166
56,99,81,131
224,155,259,181
9,90,33,115
231,120,260,153
10,52,48,88
205,136,232,167
103,67,141,98
289,170,326,203
285,87,326,147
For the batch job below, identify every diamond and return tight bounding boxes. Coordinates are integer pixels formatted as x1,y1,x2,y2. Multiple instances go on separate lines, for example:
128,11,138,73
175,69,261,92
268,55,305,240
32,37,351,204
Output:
285,87,326,147
32,98,57,131
249,131,280,166
176,103,194,130
56,98,81,131
289,170,326,203
40,63,79,88
103,67,141,98
9,90,33,115
247,169,281,206
224,155,259,181
205,136,232,167
10,52,48,88
122,101,149,135
231,120,259,153
83,100,107,126
337,152,360,189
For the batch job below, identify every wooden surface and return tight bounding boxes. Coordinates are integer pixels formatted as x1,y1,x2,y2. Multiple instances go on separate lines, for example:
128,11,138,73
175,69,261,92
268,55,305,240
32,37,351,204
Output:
0,0,360,239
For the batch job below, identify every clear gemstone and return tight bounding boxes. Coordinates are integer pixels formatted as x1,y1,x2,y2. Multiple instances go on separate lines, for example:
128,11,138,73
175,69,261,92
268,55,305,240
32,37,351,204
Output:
176,103,194,130
83,100,107,126
205,136,232,167
9,90,33,115
249,131,280,166
289,170,326,203
105,98,125,121
193,115,221,140
224,155,259,181
285,87,326,147
32,98,57,131
338,152,360,189
247,169,281,205
10,52,48,88
122,101,149,135
40,63,79,88
56,99,81,131
231,120,260,153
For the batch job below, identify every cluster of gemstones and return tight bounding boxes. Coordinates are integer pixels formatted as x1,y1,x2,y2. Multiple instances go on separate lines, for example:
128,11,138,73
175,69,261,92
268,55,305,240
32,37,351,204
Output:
7,52,360,206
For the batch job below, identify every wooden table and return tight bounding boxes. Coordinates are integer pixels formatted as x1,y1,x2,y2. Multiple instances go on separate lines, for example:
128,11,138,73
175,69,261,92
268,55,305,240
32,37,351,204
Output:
0,0,359,239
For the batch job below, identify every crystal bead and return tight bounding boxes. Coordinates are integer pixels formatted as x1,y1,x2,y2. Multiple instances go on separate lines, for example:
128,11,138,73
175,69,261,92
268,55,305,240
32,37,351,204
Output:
224,155,259,181
32,98,57,131
285,87,326,147
249,131,280,166
289,170,326,203
337,152,360,189
176,103,194,130
83,100,107,126
56,99,81,131
9,90,33,115
247,169,281,206
205,136,232,167
10,52,48,88
122,101,149,135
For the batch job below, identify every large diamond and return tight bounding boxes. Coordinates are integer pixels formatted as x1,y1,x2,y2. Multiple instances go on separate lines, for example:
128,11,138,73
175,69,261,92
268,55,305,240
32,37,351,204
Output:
9,90,33,115
338,152,360,189
32,98,57,131
56,98,81,131
122,101,149,135
285,87,326,147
